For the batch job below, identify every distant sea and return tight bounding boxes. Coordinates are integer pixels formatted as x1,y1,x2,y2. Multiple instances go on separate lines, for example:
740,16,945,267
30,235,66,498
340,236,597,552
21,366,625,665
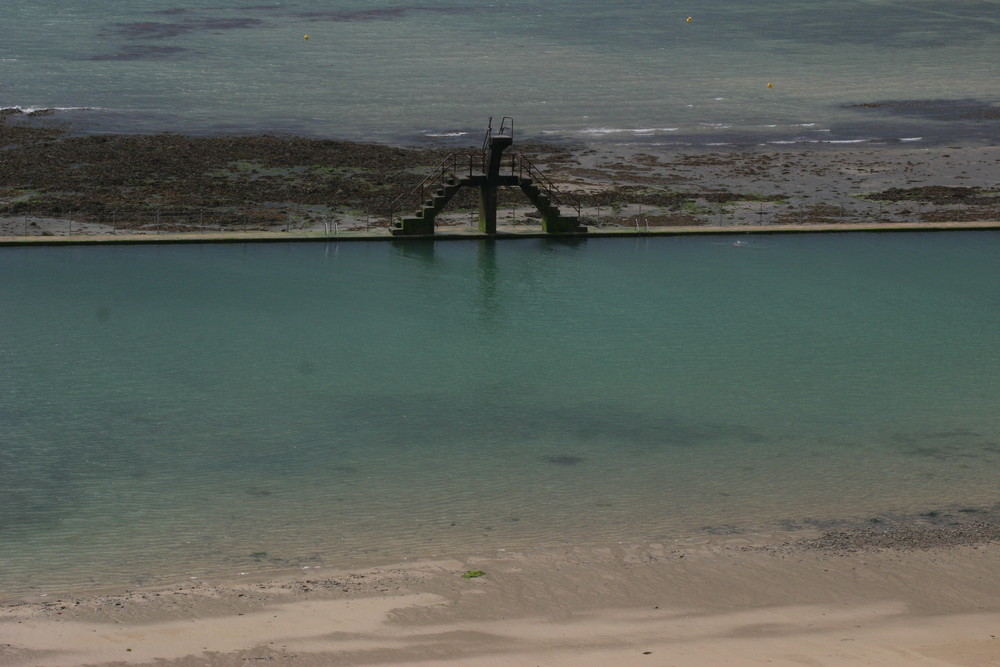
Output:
3,0,1000,147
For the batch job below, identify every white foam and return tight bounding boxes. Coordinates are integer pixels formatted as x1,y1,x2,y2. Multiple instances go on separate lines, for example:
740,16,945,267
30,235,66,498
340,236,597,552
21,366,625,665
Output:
900,137,923,142
580,127,678,135
633,127,679,134
822,138,872,144
424,131,469,137
1,105,100,114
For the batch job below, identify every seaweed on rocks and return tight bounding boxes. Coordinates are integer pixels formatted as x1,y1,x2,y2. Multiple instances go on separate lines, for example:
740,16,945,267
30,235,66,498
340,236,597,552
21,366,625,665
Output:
0,129,451,227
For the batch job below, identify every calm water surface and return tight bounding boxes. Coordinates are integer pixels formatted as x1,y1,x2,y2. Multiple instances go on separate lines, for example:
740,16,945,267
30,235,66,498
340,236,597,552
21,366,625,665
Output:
2,232,1000,594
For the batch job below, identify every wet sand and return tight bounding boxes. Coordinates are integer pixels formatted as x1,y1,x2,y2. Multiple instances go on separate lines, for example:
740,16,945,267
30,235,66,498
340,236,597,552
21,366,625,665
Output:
5,523,1000,666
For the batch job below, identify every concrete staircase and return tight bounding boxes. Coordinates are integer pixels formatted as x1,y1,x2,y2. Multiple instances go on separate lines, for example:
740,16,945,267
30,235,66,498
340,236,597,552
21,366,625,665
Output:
518,178,587,234
394,176,464,236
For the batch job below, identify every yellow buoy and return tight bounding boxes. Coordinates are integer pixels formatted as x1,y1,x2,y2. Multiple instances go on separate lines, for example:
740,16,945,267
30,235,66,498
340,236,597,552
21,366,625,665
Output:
686,16,693,22
304,34,310,40
767,82,773,88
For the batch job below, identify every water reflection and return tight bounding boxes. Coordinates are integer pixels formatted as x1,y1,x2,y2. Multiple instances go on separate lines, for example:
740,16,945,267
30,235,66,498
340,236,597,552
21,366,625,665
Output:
475,239,499,326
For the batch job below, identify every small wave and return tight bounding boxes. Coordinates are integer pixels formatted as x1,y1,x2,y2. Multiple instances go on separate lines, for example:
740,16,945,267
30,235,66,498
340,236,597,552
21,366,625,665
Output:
633,127,679,134
424,131,469,137
698,122,733,129
580,127,678,135
766,139,818,145
899,137,924,142
796,123,816,127
1,105,100,115
822,138,873,144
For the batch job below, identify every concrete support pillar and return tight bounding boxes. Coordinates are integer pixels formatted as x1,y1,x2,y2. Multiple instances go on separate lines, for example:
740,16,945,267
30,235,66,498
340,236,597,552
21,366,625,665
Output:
478,184,497,234
477,134,512,235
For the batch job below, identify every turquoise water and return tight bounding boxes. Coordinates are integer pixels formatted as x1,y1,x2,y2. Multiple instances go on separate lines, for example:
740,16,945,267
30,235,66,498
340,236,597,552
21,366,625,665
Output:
3,0,999,145
2,232,1000,594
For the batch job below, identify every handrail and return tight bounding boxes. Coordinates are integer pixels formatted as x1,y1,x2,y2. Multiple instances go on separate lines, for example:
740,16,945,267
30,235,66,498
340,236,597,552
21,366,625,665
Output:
510,153,582,219
482,115,514,152
387,151,482,225
388,117,585,228
498,116,513,138
481,116,493,153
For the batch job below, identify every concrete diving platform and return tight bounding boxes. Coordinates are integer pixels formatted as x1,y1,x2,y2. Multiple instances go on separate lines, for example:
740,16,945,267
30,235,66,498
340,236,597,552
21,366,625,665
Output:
390,118,587,237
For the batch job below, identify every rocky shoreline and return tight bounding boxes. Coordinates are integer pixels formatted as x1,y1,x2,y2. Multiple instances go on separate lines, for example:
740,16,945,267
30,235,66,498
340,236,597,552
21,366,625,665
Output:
2,115,998,237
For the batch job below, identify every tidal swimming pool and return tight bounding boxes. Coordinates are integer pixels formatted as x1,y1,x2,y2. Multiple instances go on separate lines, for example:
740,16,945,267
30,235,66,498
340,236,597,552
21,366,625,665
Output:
2,232,999,594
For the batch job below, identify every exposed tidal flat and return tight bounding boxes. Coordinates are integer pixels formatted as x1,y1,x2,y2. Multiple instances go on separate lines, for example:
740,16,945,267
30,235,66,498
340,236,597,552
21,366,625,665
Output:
2,115,1000,239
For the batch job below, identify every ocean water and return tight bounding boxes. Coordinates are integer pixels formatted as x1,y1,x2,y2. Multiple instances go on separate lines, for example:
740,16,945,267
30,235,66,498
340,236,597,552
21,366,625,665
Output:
2,0,999,146
2,232,1000,594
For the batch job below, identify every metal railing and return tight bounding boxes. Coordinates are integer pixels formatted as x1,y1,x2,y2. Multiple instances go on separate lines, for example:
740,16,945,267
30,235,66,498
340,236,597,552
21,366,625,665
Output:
386,151,484,226
385,148,585,227
508,152,582,219
481,116,514,153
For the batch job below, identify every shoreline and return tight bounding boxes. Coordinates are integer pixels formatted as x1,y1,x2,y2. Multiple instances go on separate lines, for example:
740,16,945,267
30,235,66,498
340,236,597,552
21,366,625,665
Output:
2,121,998,240
5,518,1000,665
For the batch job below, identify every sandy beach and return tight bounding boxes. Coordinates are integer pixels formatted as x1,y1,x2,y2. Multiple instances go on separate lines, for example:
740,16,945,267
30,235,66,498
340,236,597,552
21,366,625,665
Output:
5,521,1000,666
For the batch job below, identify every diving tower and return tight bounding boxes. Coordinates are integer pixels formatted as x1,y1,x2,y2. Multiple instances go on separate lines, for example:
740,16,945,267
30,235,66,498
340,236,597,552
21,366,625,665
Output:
389,117,587,236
